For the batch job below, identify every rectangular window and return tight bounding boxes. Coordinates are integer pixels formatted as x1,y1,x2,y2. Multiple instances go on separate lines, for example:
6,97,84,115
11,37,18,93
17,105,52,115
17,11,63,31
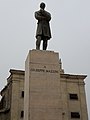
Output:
21,111,24,118
21,91,24,98
69,93,78,100
71,112,80,118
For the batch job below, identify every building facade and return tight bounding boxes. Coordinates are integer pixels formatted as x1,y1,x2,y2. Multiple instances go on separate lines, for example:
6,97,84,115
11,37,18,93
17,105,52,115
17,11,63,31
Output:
0,59,88,120
0,69,24,120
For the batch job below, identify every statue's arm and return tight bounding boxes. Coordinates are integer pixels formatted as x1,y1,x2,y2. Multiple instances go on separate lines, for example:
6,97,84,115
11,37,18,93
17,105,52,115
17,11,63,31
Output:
35,12,46,20
41,11,51,21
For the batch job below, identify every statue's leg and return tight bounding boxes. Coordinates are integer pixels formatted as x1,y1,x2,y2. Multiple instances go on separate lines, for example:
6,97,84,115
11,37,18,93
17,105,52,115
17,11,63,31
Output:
43,39,48,50
36,36,41,50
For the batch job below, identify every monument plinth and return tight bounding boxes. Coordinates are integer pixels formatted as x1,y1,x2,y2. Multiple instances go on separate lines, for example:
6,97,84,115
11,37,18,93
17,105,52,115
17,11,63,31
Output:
24,49,62,120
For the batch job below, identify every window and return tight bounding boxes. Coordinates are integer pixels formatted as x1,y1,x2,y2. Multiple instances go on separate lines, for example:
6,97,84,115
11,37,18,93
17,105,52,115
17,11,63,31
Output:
71,112,80,118
21,111,24,118
21,91,24,98
69,93,78,100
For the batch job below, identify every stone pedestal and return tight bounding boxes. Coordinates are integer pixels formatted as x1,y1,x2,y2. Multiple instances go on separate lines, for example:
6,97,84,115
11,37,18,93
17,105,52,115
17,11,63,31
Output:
24,50,62,120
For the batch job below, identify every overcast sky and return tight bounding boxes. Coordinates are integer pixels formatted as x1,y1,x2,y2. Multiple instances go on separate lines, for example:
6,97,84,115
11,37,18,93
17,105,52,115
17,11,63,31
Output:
0,0,90,118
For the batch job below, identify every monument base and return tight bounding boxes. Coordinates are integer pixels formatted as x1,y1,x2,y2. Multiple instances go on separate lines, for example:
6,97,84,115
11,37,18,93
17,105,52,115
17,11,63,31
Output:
24,49,62,120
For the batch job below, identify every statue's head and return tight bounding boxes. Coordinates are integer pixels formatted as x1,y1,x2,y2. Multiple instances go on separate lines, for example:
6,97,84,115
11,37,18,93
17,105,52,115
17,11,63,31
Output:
40,2,46,10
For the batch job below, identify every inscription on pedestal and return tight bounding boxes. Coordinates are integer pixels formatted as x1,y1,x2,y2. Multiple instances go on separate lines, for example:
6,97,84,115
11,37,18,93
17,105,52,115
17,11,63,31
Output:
30,68,59,73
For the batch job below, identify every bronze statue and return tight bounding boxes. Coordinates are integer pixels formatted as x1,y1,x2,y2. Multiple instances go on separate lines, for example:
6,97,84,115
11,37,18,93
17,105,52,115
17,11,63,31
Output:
35,2,51,50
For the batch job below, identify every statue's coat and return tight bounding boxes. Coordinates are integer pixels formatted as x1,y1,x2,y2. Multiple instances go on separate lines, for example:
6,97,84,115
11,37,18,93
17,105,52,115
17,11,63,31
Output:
35,10,51,40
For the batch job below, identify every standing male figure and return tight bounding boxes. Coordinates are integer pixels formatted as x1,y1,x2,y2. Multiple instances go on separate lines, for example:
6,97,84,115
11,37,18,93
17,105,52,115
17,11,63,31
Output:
35,2,51,50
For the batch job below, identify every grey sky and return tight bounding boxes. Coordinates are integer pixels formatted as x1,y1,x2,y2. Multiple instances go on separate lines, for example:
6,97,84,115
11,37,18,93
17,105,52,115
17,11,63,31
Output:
0,0,90,118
